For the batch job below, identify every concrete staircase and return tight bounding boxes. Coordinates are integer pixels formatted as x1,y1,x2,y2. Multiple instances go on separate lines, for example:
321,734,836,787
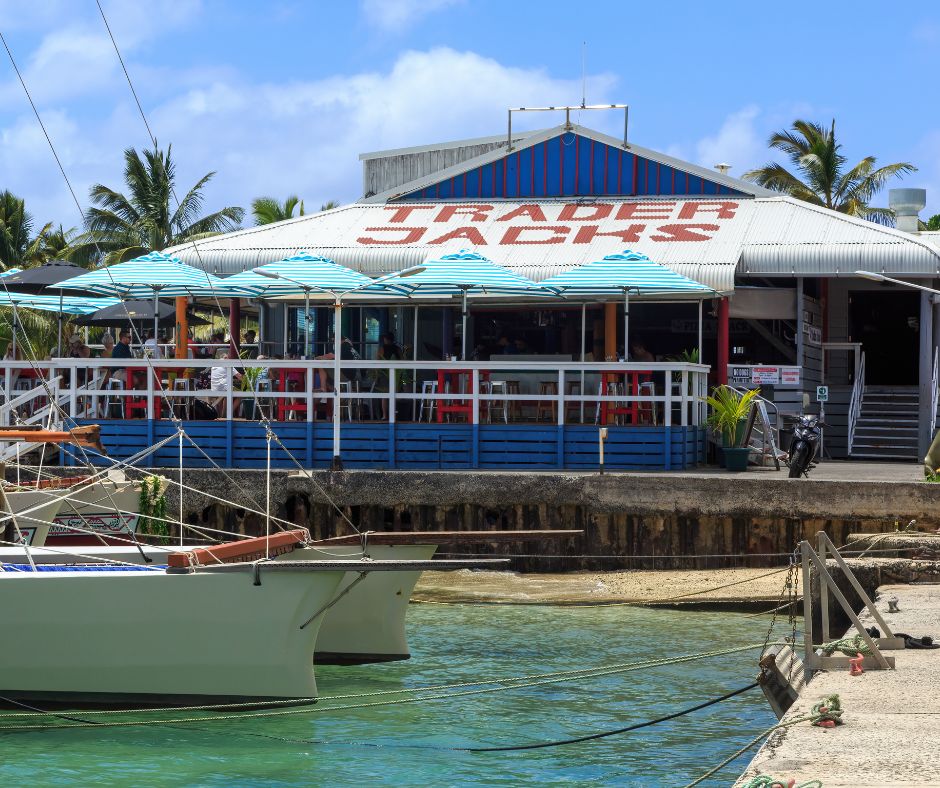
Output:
850,387,920,460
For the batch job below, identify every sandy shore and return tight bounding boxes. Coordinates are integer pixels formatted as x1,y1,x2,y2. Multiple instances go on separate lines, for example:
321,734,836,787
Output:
414,567,793,607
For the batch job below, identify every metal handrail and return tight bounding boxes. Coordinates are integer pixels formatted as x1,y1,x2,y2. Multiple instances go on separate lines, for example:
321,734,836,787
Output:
847,351,866,454
931,347,939,439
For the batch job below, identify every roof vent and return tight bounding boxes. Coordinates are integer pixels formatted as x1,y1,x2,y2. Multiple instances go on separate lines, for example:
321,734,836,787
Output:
714,163,731,175
889,188,926,233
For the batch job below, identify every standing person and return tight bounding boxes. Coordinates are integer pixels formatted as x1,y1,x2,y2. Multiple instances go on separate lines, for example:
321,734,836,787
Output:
143,330,162,359
373,332,403,420
243,329,259,359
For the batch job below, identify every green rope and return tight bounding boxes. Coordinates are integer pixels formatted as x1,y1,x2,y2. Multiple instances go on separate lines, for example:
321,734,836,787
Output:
820,635,872,656
683,695,844,787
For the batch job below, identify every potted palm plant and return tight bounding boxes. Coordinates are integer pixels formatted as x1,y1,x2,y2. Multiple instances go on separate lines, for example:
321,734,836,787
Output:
706,385,759,471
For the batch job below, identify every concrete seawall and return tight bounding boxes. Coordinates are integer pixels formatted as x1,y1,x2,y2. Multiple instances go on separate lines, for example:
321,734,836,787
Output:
160,467,940,570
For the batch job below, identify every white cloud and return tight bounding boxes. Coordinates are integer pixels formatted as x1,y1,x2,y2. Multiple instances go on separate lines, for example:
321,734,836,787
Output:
360,0,463,31
0,46,618,229
693,105,763,177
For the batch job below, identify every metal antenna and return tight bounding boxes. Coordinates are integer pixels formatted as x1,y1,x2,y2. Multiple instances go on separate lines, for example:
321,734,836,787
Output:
581,41,587,108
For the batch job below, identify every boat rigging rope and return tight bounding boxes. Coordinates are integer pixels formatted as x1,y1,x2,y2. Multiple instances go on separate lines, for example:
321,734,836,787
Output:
411,566,791,608
298,571,368,629
0,641,782,727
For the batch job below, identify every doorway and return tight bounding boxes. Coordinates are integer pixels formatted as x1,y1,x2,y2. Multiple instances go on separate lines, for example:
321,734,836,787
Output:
848,290,919,385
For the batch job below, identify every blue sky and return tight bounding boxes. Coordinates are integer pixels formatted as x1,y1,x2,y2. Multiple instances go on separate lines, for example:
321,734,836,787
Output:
1,0,939,231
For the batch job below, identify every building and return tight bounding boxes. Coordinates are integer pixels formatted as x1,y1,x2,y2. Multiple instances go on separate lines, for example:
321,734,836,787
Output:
166,120,940,463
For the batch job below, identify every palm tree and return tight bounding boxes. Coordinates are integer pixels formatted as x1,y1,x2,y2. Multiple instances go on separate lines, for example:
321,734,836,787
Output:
743,120,916,224
252,195,304,225
0,190,41,267
82,144,244,263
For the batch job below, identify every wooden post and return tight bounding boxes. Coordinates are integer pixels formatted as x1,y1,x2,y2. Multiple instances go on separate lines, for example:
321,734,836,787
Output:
604,303,616,360
175,297,188,361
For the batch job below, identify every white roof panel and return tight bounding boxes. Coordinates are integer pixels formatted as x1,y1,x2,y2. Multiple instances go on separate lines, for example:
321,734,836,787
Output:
167,196,940,292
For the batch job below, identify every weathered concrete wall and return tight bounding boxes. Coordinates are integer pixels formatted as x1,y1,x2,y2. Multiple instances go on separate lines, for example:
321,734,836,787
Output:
158,470,939,570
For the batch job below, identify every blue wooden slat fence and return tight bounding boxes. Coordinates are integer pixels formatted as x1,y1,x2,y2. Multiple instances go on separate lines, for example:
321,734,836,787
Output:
397,132,745,201
66,420,707,471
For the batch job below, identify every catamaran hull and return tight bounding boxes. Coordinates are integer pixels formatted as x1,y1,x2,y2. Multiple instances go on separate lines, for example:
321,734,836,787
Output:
0,567,344,703
0,542,438,666
45,479,141,546
289,544,437,664
2,491,64,547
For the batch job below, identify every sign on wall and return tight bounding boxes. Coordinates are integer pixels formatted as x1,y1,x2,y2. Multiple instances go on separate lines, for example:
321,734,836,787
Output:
727,365,802,387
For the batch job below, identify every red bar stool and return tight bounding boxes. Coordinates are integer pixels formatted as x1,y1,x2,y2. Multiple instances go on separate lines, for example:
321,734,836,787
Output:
274,368,308,421
602,370,653,425
436,369,488,423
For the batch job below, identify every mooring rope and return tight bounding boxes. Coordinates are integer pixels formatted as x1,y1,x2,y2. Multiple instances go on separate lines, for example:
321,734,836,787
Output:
0,642,783,729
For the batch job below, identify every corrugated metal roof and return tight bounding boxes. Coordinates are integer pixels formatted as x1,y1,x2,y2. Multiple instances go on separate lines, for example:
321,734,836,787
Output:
166,196,940,292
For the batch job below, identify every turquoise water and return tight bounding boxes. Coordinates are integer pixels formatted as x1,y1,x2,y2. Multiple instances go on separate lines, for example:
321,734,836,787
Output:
0,604,782,786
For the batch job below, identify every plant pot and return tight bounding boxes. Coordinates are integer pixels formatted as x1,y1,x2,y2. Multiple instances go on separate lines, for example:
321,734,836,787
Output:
722,420,747,449
722,447,751,472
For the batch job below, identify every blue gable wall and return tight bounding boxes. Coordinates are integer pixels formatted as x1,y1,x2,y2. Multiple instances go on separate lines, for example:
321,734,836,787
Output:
396,132,745,201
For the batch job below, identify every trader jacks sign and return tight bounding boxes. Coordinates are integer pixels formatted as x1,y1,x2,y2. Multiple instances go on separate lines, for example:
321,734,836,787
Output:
355,200,741,247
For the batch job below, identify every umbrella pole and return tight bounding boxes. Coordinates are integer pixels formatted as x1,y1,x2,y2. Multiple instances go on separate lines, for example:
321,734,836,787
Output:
623,290,629,361
153,289,159,357
331,299,343,471
304,289,311,359
57,292,63,357
580,302,586,424
413,305,418,421
461,288,468,360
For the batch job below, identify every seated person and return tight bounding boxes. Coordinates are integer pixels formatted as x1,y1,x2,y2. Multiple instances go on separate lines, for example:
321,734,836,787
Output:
629,338,655,363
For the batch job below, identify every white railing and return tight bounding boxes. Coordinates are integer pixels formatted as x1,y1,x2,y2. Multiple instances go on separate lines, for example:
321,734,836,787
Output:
0,359,712,429
847,351,866,455
931,346,939,439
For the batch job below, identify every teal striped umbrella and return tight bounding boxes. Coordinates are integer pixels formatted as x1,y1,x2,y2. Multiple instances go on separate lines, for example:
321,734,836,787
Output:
57,251,224,298
58,251,226,344
215,253,385,298
377,249,555,359
0,292,120,315
540,250,714,360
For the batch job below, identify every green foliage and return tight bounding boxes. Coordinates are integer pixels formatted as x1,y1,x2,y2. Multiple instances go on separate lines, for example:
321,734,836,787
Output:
705,385,759,447
0,308,74,359
743,120,916,225
81,144,244,264
669,348,700,363
138,476,170,542
320,200,339,211
252,195,305,225
923,214,940,231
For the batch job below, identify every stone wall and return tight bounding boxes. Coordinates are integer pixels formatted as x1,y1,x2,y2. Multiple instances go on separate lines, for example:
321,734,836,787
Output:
163,469,938,571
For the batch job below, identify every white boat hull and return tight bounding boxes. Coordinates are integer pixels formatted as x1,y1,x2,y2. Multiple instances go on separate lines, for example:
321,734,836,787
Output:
289,544,437,664
46,477,141,546
0,542,438,665
2,491,64,547
0,566,344,702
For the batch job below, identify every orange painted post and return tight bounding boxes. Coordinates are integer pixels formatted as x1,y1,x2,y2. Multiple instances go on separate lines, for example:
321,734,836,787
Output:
175,297,188,361
604,302,617,360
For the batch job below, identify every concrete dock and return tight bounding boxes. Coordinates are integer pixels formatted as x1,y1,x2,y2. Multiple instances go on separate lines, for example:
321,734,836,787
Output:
735,583,940,787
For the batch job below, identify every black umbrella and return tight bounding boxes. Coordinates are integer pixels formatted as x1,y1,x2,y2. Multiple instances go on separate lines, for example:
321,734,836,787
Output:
0,262,100,355
0,261,98,296
72,300,209,329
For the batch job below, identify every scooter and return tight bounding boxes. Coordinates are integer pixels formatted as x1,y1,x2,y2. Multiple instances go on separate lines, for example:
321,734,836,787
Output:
785,414,824,478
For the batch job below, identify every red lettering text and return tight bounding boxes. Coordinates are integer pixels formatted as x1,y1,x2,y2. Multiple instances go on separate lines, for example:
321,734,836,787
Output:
573,225,645,244
384,205,436,223
427,227,488,245
558,203,613,221
649,223,720,242
616,202,676,220
501,225,570,244
496,204,547,222
358,226,427,245
434,204,494,222
677,201,738,220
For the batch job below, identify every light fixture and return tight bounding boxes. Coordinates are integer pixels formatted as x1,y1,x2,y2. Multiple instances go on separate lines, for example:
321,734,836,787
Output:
854,270,886,282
